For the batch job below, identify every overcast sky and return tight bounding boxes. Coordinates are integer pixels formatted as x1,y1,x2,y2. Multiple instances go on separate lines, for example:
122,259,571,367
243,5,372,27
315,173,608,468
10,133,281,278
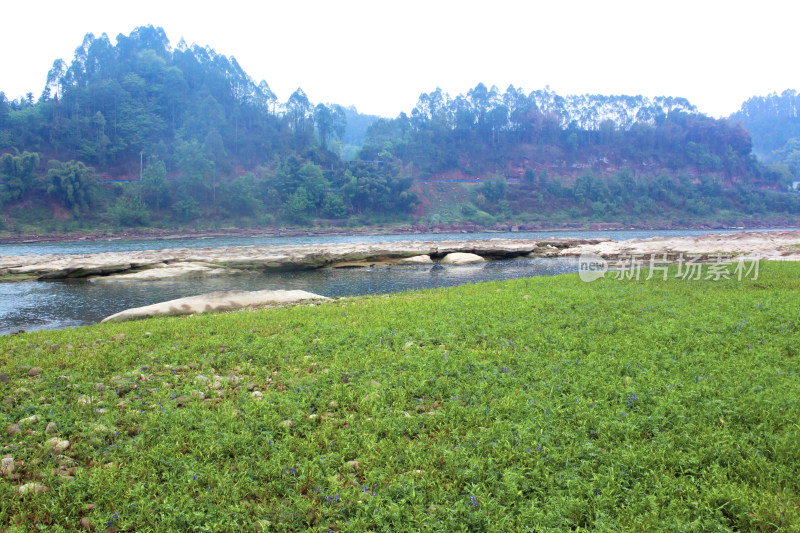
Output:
1,0,797,119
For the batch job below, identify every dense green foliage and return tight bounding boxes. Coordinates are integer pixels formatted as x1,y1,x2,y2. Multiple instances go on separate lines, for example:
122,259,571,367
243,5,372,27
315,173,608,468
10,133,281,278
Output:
0,27,416,229
0,263,798,530
362,84,758,180
500,170,798,225
1,26,798,233
731,90,800,160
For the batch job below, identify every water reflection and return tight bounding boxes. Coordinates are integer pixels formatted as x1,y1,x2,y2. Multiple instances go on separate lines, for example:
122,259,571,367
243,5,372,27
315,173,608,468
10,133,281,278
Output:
0,257,578,334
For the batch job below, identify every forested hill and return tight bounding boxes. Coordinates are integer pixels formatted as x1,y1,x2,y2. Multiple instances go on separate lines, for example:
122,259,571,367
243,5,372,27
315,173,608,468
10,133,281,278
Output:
0,26,798,234
730,90,800,177
362,85,762,184
1,25,342,174
0,26,418,227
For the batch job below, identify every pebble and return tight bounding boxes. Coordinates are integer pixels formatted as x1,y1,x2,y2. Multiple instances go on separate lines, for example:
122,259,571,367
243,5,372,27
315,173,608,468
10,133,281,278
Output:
18,415,40,425
113,334,126,341
46,437,70,453
28,367,42,377
80,517,96,531
1,456,14,477
368,380,382,387
280,420,293,428
251,391,263,399
45,422,58,434
346,460,360,470
18,482,46,495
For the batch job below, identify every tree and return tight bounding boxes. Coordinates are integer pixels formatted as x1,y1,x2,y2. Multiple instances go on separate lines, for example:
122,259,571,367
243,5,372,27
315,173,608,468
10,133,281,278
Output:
219,173,264,217
314,103,347,150
284,186,312,222
286,88,313,148
45,160,96,215
174,139,213,204
0,151,40,203
141,156,168,210
322,192,347,218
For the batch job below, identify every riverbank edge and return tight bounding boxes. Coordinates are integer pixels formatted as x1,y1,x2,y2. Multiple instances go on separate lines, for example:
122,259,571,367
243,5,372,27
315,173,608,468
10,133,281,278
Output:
3,230,800,283
2,219,798,246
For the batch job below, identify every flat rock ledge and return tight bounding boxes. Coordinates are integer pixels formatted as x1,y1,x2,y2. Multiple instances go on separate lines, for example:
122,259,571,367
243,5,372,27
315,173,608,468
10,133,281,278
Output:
2,231,799,283
561,229,800,260
0,238,605,282
101,289,330,323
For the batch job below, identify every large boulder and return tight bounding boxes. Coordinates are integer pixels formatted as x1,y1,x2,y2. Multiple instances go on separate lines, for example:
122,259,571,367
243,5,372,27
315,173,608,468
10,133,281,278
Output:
440,252,485,265
397,255,434,264
101,290,330,323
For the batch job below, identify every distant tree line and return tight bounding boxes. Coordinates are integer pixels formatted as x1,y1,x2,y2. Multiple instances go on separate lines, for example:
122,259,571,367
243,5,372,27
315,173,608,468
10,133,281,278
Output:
0,26,416,227
731,90,800,182
0,27,797,233
362,84,761,182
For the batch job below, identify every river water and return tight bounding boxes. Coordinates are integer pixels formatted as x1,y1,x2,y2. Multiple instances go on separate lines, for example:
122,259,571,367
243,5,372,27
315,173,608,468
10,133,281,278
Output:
0,228,793,335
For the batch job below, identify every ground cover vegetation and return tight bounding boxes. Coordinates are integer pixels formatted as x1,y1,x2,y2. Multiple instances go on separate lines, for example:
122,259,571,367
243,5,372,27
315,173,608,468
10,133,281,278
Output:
1,262,798,530
1,27,799,236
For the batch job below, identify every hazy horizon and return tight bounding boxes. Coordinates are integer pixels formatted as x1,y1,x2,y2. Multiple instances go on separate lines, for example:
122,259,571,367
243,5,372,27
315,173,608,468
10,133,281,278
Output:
1,0,798,119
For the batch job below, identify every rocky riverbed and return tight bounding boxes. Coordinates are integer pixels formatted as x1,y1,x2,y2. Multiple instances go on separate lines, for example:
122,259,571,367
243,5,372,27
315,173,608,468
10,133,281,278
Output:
1,231,799,282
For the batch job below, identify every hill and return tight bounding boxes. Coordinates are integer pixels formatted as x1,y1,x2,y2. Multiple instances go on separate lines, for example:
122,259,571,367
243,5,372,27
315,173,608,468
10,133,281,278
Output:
730,90,800,181
0,27,798,236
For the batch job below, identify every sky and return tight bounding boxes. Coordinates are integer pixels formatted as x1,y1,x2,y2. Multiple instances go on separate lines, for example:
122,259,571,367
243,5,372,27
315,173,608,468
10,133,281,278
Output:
1,0,798,119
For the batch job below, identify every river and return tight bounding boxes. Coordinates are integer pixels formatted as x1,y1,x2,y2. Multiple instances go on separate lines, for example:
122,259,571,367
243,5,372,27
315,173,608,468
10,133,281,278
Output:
0,228,793,335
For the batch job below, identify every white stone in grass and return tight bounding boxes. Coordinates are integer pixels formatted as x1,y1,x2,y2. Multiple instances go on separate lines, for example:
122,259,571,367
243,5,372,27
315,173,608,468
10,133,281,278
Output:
18,482,46,495
18,415,39,426
45,422,57,435
1,456,14,477
280,420,293,428
251,391,263,400
46,438,70,453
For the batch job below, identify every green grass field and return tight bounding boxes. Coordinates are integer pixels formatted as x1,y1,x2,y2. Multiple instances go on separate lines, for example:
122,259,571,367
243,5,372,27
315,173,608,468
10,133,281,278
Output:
1,263,799,531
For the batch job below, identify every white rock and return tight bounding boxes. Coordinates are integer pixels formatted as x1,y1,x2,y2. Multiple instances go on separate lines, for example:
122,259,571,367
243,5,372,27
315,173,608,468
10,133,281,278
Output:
102,289,330,323
18,482,46,495
440,252,485,264
1,456,14,477
46,437,70,453
18,415,39,426
397,255,434,264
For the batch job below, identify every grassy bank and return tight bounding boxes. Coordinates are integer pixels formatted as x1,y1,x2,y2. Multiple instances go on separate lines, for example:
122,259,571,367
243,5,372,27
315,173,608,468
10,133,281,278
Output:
1,264,799,531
